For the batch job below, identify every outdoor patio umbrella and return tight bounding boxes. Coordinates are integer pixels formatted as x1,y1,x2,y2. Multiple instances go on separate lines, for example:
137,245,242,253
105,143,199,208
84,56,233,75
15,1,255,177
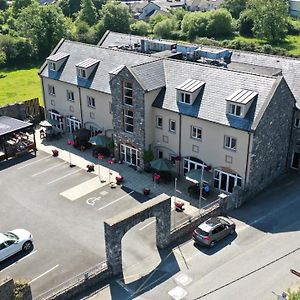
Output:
185,168,213,184
40,119,59,127
150,158,176,172
73,128,90,138
88,135,110,147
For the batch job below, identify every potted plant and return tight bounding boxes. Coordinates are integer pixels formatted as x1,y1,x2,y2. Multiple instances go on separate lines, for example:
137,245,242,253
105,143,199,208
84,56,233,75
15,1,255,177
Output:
52,149,59,157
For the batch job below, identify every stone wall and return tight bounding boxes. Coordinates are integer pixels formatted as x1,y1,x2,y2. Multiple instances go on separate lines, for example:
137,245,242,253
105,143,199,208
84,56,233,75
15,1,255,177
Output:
0,278,14,300
110,67,146,168
247,78,295,195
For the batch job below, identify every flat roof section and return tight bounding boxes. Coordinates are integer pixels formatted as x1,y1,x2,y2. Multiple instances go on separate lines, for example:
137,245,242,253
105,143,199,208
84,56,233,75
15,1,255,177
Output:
76,58,100,69
0,116,33,137
226,89,258,104
176,78,205,93
47,52,70,62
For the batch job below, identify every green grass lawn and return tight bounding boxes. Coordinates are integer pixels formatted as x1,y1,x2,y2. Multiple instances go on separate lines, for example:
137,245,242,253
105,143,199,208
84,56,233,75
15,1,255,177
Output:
0,66,42,107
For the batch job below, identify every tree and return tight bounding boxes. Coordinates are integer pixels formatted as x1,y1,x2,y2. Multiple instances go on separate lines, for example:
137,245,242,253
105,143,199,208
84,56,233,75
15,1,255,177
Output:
239,9,254,36
248,0,289,42
206,9,233,38
16,3,68,58
153,19,175,39
77,0,98,26
0,0,8,11
182,12,209,39
58,0,81,18
100,1,131,33
130,20,150,36
12,0,35,16
221,0,247,19
74,20,94,43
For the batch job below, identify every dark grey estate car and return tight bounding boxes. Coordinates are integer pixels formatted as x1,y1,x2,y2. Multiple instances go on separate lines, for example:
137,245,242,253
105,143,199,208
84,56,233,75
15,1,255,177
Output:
193,216,236,247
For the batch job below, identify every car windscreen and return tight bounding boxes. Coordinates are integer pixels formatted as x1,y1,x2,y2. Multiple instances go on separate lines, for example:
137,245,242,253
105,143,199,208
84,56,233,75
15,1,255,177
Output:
195,228,209,236
4,232,18,241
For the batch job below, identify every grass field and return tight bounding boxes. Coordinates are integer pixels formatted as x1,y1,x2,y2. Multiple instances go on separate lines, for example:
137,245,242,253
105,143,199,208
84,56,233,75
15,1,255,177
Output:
0,66,42,107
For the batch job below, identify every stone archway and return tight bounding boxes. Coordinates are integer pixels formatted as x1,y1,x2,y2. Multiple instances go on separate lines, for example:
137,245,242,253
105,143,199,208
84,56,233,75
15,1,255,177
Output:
104,194,171,275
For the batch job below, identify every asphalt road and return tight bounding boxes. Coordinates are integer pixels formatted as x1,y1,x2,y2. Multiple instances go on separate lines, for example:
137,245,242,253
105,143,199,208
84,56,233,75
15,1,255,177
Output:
0,151,180,298
88,173,300,300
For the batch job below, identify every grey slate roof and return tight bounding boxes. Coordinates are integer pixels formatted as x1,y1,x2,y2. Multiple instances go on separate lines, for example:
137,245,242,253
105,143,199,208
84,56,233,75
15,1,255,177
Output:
40,40,158,94
99,31,300,107
0,116,32,137
152,59,278,131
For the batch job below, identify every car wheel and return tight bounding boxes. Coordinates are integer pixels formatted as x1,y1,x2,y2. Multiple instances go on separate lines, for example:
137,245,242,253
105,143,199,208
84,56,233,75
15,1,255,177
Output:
22,241,32,252
209,241,215,247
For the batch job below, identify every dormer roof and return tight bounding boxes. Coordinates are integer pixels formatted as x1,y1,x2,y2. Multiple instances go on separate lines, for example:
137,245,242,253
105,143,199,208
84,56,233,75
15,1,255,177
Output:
76,58,100,69
47,52,69,62
226,89,258,104
176,79,205,93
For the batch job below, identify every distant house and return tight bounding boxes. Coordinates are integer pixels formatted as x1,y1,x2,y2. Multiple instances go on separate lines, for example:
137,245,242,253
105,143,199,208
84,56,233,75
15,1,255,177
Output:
130,1,161,20
185,0,224,12
289,0,300,16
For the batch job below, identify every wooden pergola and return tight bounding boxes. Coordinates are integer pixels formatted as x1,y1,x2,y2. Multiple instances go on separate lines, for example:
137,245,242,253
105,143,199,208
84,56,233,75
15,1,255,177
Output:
0,116,37,161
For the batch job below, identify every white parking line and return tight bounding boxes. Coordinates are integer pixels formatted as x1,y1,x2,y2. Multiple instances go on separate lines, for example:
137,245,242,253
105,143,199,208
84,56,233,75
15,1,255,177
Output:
28,264,59,284
97,191,134,211
139,220,156,231
31,162,66,177
18,156,51,169
47,169,82,185
0,250,38,273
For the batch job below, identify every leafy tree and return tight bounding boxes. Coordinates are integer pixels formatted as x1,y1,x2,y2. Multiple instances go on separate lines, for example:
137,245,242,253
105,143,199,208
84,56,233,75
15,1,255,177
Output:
287,287,300,300
0,0,8,10
221,0,247,19
92,0,106,10
153,19,175,39
206,9,232,38
77,0,98,26
130,20,150,36
149,13,170,29
248,0,289,42
182,12,209,39
100,1,131,33
239,9,253,36
0,50,6,66
12,0,35,16
16,3,68,57
74,19,94,43
58,0,81,18
90,20,106,43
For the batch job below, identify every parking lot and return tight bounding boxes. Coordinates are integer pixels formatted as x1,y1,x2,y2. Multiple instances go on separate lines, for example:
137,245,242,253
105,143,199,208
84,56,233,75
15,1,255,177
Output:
0,150,190,297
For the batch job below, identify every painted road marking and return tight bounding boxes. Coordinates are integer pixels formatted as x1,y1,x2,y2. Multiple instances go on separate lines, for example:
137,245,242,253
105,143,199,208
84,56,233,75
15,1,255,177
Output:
0,250,38,273
87,196,102,206
100,191,109,196
139,220,156,231
47,169,82,185
97,191,134,211
31,162,66,177
60,177,107,201
28,264,59,284
18,156,51,169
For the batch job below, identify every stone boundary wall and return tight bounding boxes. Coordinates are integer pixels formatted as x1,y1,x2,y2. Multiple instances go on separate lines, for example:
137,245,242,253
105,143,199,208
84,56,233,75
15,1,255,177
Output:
0,278,14,300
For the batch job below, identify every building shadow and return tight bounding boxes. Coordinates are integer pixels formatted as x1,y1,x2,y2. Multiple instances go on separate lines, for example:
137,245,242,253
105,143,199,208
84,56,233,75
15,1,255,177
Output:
0,152,36,171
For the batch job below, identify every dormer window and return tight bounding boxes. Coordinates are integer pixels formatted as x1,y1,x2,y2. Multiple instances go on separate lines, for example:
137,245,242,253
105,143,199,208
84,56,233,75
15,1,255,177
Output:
49,62,56,71
176,79,205,105
226,89,258,118
228,103,242,117
77,68,86,79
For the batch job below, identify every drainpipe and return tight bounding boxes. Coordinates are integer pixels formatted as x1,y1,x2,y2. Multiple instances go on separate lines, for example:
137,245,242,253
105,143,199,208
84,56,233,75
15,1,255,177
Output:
245,131,252,186
178,113,182,176
78,87,84,126
40,77,47,120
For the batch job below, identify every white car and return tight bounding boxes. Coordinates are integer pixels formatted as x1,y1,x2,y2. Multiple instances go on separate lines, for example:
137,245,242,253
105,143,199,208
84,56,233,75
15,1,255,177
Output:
0,229,33,262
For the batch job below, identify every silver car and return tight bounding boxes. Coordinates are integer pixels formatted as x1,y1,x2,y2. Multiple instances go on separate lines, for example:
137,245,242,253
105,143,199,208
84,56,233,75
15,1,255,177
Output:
193,216,235,247
0,229,33,262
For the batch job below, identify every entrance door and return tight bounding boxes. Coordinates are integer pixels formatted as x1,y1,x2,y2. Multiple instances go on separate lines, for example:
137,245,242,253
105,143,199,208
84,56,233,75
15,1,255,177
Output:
292,152,300,169
214,169,242,193
120,144,140,166
66,116,81,133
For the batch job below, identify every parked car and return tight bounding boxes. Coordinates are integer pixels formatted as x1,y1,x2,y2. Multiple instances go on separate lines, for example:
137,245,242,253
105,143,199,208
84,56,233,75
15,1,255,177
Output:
193,216,235,247
0,229,33,262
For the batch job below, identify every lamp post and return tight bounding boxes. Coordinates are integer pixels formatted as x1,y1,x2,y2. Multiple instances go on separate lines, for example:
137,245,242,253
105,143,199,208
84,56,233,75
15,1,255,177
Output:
98,154,105,183
67,139,75,167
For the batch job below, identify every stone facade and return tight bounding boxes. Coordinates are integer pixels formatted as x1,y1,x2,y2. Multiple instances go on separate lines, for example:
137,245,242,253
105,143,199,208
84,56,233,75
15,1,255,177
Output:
247,78,295,194
110,67,146,168
104,194,171,275
288,109,300,170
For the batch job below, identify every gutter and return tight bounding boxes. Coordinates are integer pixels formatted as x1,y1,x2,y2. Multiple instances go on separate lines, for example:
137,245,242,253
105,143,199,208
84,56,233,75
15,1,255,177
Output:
78,87,84,125
178,113,182,176
244,131,252,186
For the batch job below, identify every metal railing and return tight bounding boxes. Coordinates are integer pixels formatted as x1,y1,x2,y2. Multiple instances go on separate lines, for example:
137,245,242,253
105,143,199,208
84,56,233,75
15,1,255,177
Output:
34,261,108,300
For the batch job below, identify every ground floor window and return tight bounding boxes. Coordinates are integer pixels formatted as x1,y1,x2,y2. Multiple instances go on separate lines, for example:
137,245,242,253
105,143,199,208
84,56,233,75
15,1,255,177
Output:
214,168,242,193
183,156,206,175
66,116,81,133
48,110,64,131
120,144,140,166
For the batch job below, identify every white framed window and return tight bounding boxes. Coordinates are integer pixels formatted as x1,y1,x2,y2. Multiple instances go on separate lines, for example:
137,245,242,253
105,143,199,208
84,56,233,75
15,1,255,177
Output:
48,110,64,131
169,120,176,133
191,125,202,140
157,150,163,159
224,135,237,151
183,156,205,175
87,96,95,108
89,125,98,136
228,103,242,117
49,61,56,71
295,118,300,128
124,109,134,133
156,116,163,129
48,85,55,96
66,116,81,133
123,81,133,106
214,169,242,193
179,92,191,104
67,90,74,102
77,68,86,78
